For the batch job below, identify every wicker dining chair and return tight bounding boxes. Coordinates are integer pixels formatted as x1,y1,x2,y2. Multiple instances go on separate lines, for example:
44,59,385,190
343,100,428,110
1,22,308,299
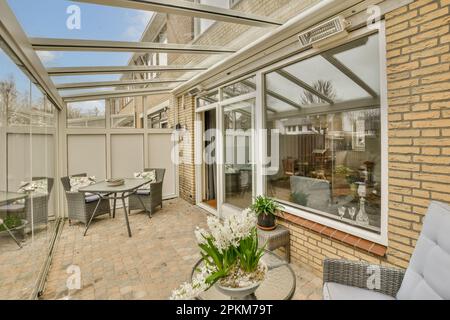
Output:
128,168,165,215
0,177,54,229
61,173,111,226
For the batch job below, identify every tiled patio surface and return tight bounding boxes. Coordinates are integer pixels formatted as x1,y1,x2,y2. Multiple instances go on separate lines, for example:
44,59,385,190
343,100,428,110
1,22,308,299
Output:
41,198,322,300
0,222,56,300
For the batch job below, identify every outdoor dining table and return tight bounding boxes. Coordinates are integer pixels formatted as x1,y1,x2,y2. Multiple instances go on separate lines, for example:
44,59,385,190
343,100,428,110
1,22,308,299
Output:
78,178,151,238
0,191,27,206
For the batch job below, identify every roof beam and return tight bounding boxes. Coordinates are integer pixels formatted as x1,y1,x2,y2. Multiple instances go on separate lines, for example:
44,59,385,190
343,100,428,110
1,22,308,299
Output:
63,87,171,102
242,79,302,110
266,89,302,110
74,0,282,27
56,78,188,90
0,0,64,109
276,70,335,105
322,52,378,99
30,38,236,54
48,65,206,76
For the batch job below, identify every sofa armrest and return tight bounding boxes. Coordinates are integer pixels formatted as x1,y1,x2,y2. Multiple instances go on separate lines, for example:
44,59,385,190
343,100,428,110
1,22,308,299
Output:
323,259,405,298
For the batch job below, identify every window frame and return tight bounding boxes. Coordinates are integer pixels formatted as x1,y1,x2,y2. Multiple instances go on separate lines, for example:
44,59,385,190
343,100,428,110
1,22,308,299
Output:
257,25,389,246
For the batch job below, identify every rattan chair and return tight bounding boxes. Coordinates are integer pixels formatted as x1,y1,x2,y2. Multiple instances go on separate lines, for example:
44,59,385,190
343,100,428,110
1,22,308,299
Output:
128,168,165,215
61,173,111,226
323,201,450,300
0,177,54,229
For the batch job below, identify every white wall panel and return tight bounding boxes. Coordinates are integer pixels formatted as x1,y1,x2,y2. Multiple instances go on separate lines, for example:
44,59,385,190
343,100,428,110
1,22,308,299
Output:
67,134,106,179
111,134,144,178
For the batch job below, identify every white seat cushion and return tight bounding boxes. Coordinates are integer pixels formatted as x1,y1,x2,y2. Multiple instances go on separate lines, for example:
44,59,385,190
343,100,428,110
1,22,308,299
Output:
396,201,450,300
323,282,395,300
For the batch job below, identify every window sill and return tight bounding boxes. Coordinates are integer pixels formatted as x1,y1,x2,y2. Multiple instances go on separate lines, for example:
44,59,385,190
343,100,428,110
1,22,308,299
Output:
276,208,387,257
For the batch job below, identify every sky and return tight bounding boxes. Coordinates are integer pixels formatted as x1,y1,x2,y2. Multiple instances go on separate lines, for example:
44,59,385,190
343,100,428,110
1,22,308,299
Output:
1,0,154,102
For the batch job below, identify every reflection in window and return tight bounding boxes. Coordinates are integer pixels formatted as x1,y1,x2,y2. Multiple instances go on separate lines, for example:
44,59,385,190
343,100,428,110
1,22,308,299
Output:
148,108,169,129
197,90,219,108
222,77,256,100
110,97,138,129
224,99,254,210
0,45,58,299
265,34,382,233
67,100,106,128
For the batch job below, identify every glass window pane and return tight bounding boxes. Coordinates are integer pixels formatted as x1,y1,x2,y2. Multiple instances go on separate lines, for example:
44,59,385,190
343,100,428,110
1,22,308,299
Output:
282,55,371,103
197,90,219,108
223,99,254,210
265,34,382,234
67,100,106,128
222,77,256,100
110,97,140,129
332,34,381,95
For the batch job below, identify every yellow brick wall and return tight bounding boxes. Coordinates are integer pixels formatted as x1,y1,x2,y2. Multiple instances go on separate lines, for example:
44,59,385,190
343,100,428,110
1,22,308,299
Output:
175,94,196,204
385,0,450,263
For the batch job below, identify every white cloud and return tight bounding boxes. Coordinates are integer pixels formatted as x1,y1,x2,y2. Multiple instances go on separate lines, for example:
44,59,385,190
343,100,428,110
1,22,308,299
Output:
37,51,59,64
123,11,154,41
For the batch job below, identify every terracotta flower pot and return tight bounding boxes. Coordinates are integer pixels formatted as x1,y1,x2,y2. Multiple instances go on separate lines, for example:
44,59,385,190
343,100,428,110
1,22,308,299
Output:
257,213,276,231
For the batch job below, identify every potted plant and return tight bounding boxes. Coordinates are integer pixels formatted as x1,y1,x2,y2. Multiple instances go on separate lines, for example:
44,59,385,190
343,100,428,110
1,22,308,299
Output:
0,215,27,236
170,209,267,300
250,195,284,231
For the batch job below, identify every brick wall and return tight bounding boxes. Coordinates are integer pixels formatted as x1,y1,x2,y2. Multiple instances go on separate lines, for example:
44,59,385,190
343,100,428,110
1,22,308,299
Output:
276,0,450,277
385,0,450,265
175,94,196,204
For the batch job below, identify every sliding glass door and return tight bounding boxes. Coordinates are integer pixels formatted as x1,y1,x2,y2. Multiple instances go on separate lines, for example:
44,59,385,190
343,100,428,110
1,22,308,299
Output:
222,99,255,211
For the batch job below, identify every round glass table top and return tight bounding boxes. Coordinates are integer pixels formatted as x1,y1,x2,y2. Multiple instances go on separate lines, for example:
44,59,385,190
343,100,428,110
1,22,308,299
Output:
191,251,296,300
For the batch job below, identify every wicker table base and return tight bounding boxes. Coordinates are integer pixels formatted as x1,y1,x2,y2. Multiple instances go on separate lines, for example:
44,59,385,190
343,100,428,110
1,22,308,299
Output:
257,225,290,262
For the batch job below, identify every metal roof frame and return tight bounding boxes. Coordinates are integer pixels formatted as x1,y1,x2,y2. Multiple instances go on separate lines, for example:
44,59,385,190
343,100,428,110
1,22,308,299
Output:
30,38,236,54
55,78,188,90
47,65,206,76
74,0,283,27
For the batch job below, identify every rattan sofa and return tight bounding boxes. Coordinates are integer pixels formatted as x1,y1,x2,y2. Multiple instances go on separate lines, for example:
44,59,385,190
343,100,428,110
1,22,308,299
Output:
61,173,111,225
323,201,450,300
128,168,165,215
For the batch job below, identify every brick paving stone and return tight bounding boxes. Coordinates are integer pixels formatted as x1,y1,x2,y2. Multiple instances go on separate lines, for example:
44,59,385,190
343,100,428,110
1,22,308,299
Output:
39,198,322,300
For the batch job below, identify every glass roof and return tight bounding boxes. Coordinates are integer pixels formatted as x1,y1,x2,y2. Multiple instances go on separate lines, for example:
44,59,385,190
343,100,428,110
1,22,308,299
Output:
4,0,316,103
265,33,380,115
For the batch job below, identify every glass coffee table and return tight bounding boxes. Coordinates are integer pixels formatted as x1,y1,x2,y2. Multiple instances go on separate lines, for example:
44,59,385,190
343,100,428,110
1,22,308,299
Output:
191,251,296,300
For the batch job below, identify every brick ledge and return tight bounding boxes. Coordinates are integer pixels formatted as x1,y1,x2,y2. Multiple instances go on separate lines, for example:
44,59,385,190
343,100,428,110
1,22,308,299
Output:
278,212,387,257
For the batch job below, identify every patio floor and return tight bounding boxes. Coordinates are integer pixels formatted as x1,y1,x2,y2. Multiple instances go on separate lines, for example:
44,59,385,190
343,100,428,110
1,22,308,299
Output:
41,198,322,300
0,222,56,300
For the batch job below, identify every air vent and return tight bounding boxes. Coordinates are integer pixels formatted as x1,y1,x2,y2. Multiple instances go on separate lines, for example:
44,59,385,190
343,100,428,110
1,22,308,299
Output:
298,16,350,48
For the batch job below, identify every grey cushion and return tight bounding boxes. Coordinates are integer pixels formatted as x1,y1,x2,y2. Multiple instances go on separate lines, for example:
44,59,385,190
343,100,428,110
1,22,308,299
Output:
85,195,100,203
290,176,331,210
136,190,151,196
323,282,395,300
396,201,450,300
